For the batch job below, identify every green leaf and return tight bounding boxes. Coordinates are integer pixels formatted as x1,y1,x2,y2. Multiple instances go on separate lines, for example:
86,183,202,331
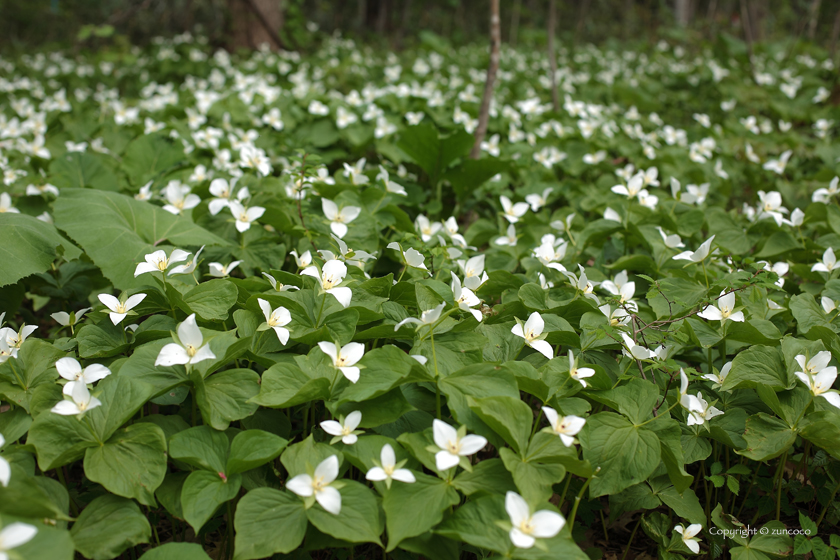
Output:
800,411,840,461
250,362,331,408
306,480,382,545
70,494,151,560
180,279,238,321
499,447,567,504
49,151,119,191
192,369,260,431
0,213,81,287
169,425,230,473
721,345,789,391
226,430,288,475
181,470,242,533
0,466,71,521
76,321,131,359
139,543,212,560
452,458,517,497
83,422,168,506
233,488,307,560
435,494,511,555
467,396,533,454
0,513,74,560
53,189,229,290
382,472,459,550
281,436,341,478
579,412,661,497
122,133,185,186
737,413,797,461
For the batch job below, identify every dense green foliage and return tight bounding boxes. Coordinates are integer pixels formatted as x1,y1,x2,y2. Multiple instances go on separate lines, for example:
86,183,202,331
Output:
0,30,840,559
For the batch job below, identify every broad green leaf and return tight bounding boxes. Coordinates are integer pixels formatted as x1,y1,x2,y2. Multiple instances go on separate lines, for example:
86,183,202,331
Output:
83,422,167,506
721,345,789,391
579,412,661,497
382,472,459,550
139,543,212,560
70,494,151,560
467,395,533,454
168,425,230,473
737,413,797,461
0,213,81,287
49,151,119,191
122,133,185,186
76,321,130,359
306,480,382,545
0,513,74,560
250,362,331,408
53,189,229,290
500,447,566,504
226,430,288,475
0,465,71,521
180,279,238,321
280,436,342,478
192,369,260,431
181,470,242,532
435,494,511,555
233,488,307,560
452,458,517,497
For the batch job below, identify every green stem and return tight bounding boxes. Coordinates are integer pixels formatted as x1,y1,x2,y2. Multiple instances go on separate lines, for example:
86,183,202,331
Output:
620,515,642,560
775,450,788,521
315,292,328,326
701,259,709,288
816,478,840,527
227,501,235,560
737,463,760,519
567,467,600,532
792,395,814,430
8,359,25,389
431,331,441,419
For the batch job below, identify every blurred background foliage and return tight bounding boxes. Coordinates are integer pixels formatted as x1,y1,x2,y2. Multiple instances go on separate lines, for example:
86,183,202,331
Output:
1,0,840,55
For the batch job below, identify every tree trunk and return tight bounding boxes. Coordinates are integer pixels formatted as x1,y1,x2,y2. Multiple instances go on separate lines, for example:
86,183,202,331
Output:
739,0,755,75
575,0,590,45
357,0,367,31
831,7,840,63
675,0,690,26
808,0,822,40
376,0,389,36
510,0,522,46
471,0,501,160
395,0,412,49
228,0,284,50
548,0,559,112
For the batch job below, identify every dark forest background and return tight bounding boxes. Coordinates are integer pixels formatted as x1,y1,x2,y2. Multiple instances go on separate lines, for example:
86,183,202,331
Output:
1,0,839,54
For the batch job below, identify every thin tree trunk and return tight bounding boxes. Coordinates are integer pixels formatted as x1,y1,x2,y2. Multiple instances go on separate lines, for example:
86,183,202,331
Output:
357,0,367,31
675,0,690,26
548,0,559,112
740,0,755,74
575,0,590,45
395,0,412,49
228,0,283,50
706,0,718,38
376,0,388,36
510,0,522,46
831,7,840,64
471,0,501,160
808,0,822,40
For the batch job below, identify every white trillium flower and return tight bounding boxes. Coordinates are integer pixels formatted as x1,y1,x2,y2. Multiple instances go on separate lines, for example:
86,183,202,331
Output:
505,491,565,549
261,272,299,292
322,199,361,239
541,406,585,447
290,250,313,269
621,333,653,360
208,261,242,278
257,299,292,344
301,260,353,308
698,291,744,323
366,444,415,488
821,297,837,314
673,235,715,263
611,173,645,199
228,201,265,233
51,379,102,416
51,307,91,329
134,249,191,277
321,411,363,444
155,314,216,366
0,434,10,487
657,226,684,248
387,242,429,274
55,357,111,389
511,312,553,360
500,195,530,224
685,392,724,425
703,361,732,390
568,350,595,387
168,246,205,276
457,254,487,290
207,177,239,215
762,150,792,175
525,188,553,212
812,248,839,273
161,181,200,215
432,419,487,471
318,341,365,383
414,215,442,241
287,455,342,515
451,272,483,322
0,522,38,557
812,177,839,204
376,166,407,196
98,293,146,325
675,524,703,554
394,302,446,332
495,224,518,246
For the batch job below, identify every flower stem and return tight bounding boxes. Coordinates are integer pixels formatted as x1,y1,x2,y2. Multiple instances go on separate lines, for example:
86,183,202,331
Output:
775,449,788,521
620,514,643,560
701,259,709,288
315,292,328,326
817,477,840,527
567,467,600,532
431,331,441,419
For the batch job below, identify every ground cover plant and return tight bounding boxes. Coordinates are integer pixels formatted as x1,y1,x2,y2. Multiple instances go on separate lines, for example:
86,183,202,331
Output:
1,28,840,560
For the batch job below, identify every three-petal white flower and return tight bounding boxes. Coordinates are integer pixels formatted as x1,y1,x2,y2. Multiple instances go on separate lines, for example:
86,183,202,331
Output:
432,419,487,471
698,291,744,323
287,455,342,515
301,260,353,308
568,350,595,387
812,248,839,273
321,411,364,444
257,299,292,344
155,314,216,366
366,444,415,488
322,199,361,239
541,406,586,447
55,357,111,391
511,312,553,360
134,249,191,277
318,341,365,383
673,235,715,263
98,293,146,326
51,379,102,416
505,491,565,549
675,523,703,554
